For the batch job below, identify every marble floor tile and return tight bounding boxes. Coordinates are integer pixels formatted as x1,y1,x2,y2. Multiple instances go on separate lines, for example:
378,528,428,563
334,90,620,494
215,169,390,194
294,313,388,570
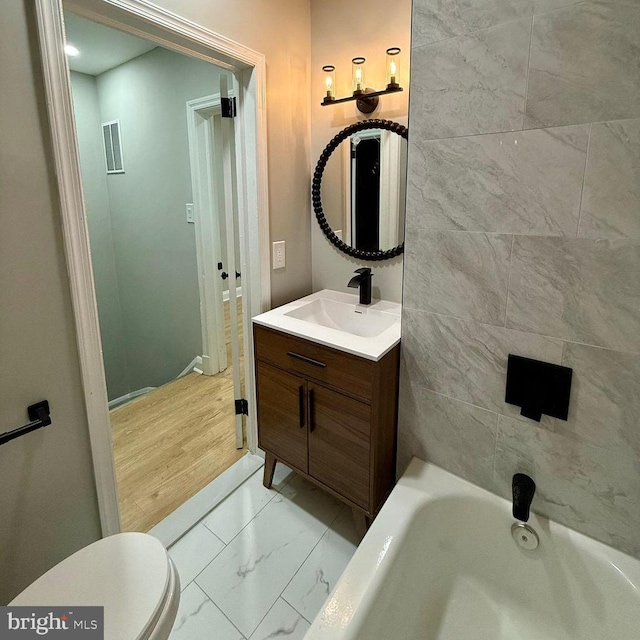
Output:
559,342,640,458
525,2,640,128
195,475,342,638
248,598,310,640
168,524,225,589
169,583,243,640
403,229,512,326
579,119,640,241
409,18,530,139
407,126,588,235
494,415,640,557
397,384,498,491
507,236,640,352
202,466,291,544
401,308,563,427
282,505,361,623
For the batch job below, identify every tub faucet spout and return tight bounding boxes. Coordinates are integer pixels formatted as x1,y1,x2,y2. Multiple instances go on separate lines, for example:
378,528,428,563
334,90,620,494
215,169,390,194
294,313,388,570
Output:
512,473,536,522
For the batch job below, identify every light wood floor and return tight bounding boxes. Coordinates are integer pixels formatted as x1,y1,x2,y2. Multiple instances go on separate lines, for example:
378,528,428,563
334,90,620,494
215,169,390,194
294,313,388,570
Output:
111,297,246,532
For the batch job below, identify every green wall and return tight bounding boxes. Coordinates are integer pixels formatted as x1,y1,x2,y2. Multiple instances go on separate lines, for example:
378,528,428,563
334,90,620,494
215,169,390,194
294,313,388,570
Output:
71,47,230,398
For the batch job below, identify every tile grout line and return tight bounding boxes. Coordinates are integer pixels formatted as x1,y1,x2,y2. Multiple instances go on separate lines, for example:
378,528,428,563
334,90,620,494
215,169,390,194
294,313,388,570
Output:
200,467,295,544
281,593,313,626
188,471,293,589
403,305,640,356
411,2,584,55
406,379,555,432
410,118,613,147
194,582,247,640
575,123,593,238
504,234,516,328
212,492,345,639
187,469,320,637
274,505,348,626
522,15,534,130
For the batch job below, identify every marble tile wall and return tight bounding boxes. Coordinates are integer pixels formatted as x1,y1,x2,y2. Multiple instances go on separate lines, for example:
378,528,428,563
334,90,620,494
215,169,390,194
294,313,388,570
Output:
401,0,640,556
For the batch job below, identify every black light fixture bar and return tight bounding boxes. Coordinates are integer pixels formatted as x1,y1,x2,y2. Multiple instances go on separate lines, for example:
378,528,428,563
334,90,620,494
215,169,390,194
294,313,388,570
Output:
321,85,403,107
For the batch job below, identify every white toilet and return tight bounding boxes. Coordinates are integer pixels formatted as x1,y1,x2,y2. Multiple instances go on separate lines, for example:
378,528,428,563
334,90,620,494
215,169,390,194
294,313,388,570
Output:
10,532,180,640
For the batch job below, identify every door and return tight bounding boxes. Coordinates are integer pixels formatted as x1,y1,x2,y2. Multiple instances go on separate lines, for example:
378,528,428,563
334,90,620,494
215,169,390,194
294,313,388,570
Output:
218,75,245,448
256,362,308,472
188,85,244,449
308,382,371,509
188,99,228,376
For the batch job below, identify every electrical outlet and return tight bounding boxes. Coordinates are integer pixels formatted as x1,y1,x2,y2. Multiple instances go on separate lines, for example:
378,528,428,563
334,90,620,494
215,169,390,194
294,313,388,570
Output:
272,240,286,269
186,203,195,224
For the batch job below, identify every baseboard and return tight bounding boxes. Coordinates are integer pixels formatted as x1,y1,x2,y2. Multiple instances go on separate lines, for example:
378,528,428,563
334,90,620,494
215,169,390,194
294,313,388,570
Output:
108,387,156,410
223,286,242,303
178,355,203,379
109,357,202,410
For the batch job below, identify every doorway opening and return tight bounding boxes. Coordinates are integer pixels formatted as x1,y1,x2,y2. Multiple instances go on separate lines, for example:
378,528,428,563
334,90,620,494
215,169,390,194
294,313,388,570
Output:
65,12,247,532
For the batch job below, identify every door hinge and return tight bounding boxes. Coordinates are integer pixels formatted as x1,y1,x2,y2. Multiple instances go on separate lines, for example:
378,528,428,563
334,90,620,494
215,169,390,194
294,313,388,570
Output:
221,97,237,118
235,398,248,416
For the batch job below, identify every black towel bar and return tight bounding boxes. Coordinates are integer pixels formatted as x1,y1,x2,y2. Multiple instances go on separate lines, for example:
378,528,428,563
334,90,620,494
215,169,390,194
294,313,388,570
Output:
0,401,51,446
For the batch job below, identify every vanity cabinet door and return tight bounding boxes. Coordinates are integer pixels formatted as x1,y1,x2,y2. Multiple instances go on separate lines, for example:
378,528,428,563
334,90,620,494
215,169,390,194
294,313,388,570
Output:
256,362,308,473
308,382,371,510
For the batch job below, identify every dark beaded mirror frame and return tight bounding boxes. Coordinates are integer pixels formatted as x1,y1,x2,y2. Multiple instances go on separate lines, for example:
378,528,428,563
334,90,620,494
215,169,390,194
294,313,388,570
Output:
312,118,407,261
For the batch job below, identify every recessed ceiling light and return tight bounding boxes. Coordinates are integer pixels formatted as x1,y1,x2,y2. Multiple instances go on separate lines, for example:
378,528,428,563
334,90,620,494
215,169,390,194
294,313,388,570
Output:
65,44,80,57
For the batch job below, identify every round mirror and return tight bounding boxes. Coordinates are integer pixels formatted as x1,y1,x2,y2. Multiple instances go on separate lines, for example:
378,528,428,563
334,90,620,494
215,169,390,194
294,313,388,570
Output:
312,119,407,261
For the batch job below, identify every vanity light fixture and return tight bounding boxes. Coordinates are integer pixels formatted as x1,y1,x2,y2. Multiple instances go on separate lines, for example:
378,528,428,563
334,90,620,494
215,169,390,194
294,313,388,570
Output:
321,48,403,114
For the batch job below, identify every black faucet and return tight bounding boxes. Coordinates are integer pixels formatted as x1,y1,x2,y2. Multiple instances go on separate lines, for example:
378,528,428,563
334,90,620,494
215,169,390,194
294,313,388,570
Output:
348,268,373,305
512,473,536,522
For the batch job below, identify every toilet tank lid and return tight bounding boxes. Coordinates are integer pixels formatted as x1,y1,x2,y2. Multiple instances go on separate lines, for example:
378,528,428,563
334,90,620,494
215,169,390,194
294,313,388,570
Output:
10,532,171,640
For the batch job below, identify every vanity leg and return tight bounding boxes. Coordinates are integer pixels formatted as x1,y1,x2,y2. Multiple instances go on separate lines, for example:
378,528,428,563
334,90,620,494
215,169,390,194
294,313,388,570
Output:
263,452,277,489
352,507,371,539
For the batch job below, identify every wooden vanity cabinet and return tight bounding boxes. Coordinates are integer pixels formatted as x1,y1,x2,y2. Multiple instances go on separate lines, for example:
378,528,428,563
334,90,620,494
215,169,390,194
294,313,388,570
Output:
254,324,400,531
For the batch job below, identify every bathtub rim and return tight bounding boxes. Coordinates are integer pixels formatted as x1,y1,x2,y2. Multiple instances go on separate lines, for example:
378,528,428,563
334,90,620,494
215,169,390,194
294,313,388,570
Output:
304,457,640,640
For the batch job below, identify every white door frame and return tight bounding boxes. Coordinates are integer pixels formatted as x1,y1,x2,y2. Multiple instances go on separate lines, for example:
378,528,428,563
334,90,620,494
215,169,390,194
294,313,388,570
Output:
186,93,232,377
34,0,270,537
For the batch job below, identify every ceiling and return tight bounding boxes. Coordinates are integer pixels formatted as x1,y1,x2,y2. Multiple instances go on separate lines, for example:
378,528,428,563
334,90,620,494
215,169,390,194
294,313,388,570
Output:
64,12,157,76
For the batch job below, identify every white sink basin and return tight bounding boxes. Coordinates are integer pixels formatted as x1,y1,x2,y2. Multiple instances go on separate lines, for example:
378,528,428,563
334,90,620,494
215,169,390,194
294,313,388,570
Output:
252,290,401,361
284,298,398,338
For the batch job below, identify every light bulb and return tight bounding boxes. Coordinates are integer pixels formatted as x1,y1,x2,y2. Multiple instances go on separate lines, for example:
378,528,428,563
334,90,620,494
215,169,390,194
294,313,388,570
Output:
322,65,336,102
386,47,401,89
65,44,80,57
352,57,366,94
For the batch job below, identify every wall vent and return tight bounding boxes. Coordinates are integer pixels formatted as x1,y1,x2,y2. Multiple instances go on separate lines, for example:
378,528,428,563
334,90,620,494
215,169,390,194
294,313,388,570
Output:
102,120,125,174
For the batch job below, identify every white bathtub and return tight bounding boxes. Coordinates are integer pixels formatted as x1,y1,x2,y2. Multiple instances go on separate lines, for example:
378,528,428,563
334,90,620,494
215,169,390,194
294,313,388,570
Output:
305,458,640,640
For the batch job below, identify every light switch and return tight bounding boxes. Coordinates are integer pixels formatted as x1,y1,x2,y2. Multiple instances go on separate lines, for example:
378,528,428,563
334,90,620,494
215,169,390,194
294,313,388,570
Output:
186,203,195,224
272,241,286,269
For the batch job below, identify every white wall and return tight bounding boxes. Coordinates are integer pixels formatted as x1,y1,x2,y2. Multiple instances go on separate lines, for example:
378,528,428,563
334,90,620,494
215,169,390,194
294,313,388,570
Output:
153,0,313,308
310,0,412,302
0,1,102,604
